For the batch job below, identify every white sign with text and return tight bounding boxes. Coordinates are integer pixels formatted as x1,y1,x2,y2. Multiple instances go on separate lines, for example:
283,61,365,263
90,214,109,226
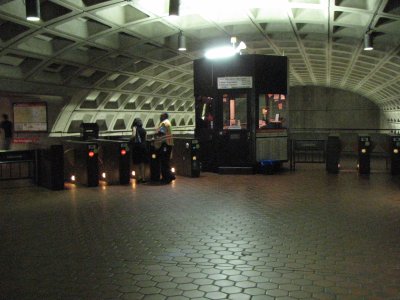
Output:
217,76,253,89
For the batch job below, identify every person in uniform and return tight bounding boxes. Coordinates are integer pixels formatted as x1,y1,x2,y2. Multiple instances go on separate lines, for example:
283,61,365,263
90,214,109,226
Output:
155,113,175,184
131,118,148,183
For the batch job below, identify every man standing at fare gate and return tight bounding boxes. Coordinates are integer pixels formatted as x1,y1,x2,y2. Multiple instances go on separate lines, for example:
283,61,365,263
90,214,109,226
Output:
155,113,175,184
1,114,13,150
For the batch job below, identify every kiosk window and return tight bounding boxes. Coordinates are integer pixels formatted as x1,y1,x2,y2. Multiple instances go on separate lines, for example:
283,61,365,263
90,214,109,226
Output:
223,93,247,129
196,96,214,129
258,93,287,129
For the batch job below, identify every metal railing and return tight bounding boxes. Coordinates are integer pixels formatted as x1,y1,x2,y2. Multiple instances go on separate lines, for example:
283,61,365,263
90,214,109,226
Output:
290,139,326,171
0,150,36,180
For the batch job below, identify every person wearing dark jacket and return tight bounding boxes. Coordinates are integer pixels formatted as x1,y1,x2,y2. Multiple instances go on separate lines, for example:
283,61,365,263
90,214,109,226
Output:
131,118,147,183
1,114,13,150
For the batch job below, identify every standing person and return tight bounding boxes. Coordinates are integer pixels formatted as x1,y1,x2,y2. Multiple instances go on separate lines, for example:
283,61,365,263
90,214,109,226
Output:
131,118,148,183
156,112,175,184
0,114,13,150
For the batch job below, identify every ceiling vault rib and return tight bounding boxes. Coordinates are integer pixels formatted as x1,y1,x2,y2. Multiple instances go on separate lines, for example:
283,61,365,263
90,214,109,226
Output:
365,74,400,98
354,46,400,93
0,0,400,133
338,0,387,89
286,4,317,85
326,0,333,87
246,12,305,86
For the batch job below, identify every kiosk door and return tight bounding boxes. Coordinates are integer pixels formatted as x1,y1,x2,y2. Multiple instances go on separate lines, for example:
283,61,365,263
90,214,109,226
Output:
217,92,251,167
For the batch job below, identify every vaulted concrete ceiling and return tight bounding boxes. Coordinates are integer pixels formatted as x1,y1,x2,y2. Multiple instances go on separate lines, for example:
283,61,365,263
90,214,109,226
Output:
0,0,399,134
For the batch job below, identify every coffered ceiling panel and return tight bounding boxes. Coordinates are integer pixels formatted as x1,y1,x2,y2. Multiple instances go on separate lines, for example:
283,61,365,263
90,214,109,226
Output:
0,0,398,134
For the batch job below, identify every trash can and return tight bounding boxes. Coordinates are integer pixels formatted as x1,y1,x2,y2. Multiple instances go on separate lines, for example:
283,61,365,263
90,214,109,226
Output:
80,123,99,140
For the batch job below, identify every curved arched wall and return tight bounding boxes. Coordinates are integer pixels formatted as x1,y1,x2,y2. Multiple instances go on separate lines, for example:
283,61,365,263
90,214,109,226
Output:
289,86,380,130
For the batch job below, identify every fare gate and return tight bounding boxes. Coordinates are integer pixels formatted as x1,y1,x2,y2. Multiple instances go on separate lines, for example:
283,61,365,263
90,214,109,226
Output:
64,140,99,187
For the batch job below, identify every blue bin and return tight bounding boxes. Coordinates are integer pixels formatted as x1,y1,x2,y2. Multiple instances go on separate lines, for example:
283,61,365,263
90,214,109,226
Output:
259,160,280,175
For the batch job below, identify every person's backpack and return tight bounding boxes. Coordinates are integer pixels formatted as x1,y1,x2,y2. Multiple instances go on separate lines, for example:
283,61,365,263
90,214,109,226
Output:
134,129,142,143
130,126,142,145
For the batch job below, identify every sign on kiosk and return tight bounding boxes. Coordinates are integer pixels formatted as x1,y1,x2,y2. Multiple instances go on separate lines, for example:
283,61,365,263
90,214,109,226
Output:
217,76,253,89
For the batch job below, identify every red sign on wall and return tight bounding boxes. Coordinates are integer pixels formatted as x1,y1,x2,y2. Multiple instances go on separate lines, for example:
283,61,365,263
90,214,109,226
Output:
12,137,39,144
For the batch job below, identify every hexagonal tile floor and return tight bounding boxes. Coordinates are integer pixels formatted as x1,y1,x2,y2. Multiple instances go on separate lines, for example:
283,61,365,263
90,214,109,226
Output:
1,166,399,299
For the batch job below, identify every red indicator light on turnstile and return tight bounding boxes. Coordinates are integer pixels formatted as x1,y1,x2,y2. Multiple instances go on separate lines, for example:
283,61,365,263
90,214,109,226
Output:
88,151,95,157
121,149,127,156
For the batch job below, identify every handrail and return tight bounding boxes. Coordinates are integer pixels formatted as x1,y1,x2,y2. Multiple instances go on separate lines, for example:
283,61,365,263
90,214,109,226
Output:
290,139,326,171
290,128,396,133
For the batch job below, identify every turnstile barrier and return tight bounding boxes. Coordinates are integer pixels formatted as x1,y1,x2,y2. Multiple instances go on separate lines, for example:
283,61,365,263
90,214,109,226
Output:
172,138,201,177
390,135,400,175
358,135,371,175
36,145,64,190
64,140,99,187
326,135,341,174
95,139,130,185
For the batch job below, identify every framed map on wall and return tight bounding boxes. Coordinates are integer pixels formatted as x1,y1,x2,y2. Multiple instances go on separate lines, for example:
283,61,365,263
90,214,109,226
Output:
13,102,48,132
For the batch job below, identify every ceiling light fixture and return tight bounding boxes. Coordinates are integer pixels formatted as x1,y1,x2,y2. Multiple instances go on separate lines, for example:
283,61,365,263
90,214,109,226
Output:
237,41,247,52
205,46,236,59
25,0,41,22
178,32,186,51
169,0,180,17
363,32,373,51
205,37,247,59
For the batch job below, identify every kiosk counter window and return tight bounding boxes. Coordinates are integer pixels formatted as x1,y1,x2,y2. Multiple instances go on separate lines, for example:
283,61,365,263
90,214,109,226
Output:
196,96,215,129
258,93,287,130
222,93,247,130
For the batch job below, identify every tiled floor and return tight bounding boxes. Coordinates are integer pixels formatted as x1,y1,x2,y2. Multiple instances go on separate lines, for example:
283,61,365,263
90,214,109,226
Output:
1,163,400,300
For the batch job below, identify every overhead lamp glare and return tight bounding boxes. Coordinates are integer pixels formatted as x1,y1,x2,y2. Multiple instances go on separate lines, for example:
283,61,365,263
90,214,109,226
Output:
26,0,41,22
169,0,180,17
205,46,236,59
363,33,373,51
205,39,247,59
237,41,247,51
178,32,186,51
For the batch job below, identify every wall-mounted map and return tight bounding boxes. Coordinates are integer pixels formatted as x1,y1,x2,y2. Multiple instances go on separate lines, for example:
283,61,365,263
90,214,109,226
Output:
13,102,47,132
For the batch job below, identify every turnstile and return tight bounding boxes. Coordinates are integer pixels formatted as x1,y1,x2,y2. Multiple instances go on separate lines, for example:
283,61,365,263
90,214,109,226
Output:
326,135,341,174
358,135,371,175
390,135,400,175
64,140,99,187
172,138,201,177
36,145,64,190
95,139,130,185
149,142,161,182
